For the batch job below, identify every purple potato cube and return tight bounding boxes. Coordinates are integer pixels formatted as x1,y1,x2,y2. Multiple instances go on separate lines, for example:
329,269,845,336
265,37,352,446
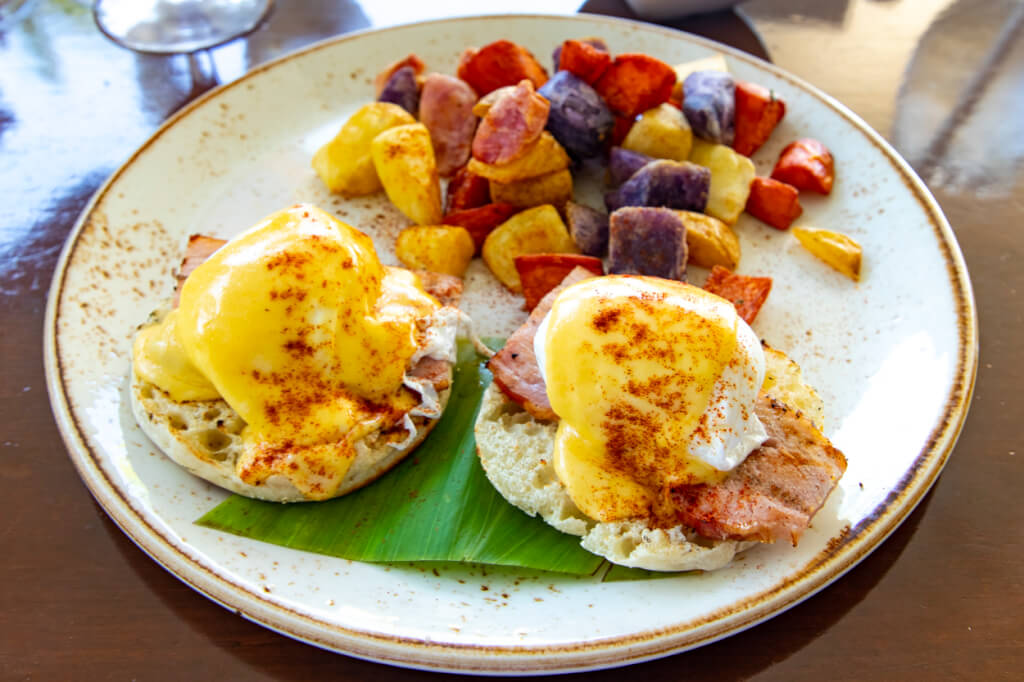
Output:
378,65,420,116
682,70,735,145
604,160,710,213
538,70,614,159
566,201,609,257
608,207,688,281
608,146,654,187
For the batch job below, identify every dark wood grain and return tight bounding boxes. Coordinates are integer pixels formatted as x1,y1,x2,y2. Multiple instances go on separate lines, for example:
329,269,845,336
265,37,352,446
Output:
1,0,1020,679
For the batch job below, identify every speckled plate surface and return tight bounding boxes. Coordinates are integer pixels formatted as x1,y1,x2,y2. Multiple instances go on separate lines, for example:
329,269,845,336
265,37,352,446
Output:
44,14,977,674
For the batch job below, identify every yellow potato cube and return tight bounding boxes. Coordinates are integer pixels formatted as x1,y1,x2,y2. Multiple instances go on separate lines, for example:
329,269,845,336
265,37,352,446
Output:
689,139,755,225
371,123,443,226
621,103,693,161
312,102,416,196
672,54,729,100
395,226,475,277
792,226,863,281
675,210,740,269
489,169,573,210
467,132,571,183
482,205,578,291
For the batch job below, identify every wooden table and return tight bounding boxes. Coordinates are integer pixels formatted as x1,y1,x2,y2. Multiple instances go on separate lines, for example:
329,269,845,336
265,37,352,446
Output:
2,0,1020,678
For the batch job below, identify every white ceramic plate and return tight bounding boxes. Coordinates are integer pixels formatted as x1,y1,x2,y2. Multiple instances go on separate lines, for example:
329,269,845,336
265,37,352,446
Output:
44,14,977,674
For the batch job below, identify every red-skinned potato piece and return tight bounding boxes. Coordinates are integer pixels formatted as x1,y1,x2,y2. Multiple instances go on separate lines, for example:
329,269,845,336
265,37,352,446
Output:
733,81,786,156
374,54,426,97
594,54,677,118
457,39,549,96
445,165,491,213
703,265,772,324
443,203,520,253
771,138,835,194
558,39,612,85
746,177,802,230
471,80,550,165
419,73,478,176
514,253,605,311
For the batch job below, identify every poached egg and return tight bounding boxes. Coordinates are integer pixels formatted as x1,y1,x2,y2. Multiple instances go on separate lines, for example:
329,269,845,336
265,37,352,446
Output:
133,204,456,499
533,275,767,522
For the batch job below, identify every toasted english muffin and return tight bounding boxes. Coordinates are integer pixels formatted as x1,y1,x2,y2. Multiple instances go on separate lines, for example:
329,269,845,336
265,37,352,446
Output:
473,346,824,572
131,366,450,503
130,334,452,503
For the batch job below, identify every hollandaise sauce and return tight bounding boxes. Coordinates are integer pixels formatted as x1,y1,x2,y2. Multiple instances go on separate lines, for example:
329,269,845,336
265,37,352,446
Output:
133,205,441,499
538,276,767,524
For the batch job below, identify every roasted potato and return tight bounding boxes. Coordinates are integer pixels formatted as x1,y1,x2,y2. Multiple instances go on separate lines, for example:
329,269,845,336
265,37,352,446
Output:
671,53,728,100
467,131,569,183
675,210,740,269
471,80,550,165
683,70,736,145
472,85,517,117
482,205,578,291
395,226,475,277
377,65,420,116
371,123,443,225
312,102,415,196
604,159,709,213
608,207,688,281
608,146,654,187
489,168,573,210
538,70,614,159
419,73,478,177
792,226,862,281
621,103,693,161
689,139,755,225
565,201,609,257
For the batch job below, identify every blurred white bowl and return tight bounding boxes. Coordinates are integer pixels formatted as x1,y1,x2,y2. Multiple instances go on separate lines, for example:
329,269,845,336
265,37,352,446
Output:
625,0,745,20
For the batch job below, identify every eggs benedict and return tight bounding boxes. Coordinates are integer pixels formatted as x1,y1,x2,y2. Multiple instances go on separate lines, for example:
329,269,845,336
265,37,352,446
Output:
475,268,846,571
131,204,462,502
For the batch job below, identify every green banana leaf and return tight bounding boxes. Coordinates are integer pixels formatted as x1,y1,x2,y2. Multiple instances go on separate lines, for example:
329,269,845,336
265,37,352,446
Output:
197,339,610,575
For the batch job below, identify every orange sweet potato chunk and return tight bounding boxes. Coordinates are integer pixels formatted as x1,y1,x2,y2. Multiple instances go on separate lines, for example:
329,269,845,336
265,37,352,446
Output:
514,253,605,311
445,165,491,213
457,40,549,96
771,138,835,195
557,39,612,85
733,81,786,157
746,177,802,230
703,265,772,324
443,203,521,253
594,53,676,118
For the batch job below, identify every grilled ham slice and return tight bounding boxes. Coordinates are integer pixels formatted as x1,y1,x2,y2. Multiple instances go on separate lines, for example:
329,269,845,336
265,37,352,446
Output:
487,266,595,421
672,394,846,544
